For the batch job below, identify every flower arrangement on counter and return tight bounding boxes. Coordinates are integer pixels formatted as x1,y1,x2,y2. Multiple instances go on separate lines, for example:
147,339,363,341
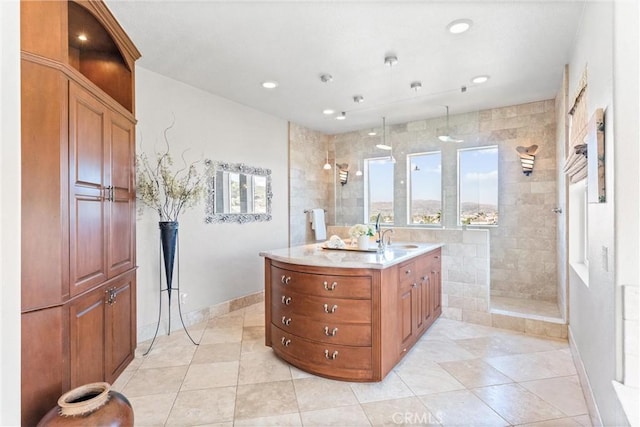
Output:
349,223,375,238
136,120,205,222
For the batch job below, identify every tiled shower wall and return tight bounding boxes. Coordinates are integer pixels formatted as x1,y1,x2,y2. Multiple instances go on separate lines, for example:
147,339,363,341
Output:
288,123,334,246
326,100,558,302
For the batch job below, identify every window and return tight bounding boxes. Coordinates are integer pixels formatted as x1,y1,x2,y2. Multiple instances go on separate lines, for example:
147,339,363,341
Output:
408,152,442,225
365,157,394,224
569,180,589,273
458,146,499,225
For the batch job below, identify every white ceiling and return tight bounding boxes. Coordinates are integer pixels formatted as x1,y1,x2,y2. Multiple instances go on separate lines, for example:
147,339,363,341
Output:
105,1,585,135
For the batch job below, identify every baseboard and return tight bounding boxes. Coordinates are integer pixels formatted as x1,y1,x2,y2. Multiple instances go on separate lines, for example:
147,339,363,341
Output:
569,326,604,427
137,290,265,343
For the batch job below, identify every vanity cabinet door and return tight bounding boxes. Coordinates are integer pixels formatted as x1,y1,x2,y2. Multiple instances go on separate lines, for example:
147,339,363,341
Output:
398,260,418,353
429,250,442,317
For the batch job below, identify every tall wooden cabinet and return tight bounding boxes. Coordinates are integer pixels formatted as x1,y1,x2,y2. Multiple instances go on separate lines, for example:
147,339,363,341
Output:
20,1,140,425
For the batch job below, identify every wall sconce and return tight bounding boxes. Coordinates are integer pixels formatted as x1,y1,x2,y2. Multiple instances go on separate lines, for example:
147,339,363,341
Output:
337,163,349,185
516,145,539,176
323,151,331,170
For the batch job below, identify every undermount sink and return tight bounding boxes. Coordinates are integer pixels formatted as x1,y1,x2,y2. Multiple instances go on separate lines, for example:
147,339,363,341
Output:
390,244,419,250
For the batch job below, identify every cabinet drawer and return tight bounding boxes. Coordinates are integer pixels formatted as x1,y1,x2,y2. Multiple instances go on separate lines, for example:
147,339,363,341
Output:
272,314,371,346
271,324,372,371
272,287,371,324
398,260,416,290
272,267,371,299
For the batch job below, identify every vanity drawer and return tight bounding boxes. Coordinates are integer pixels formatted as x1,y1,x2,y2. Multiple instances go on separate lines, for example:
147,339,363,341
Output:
272,314,372,346
271,266,371,299
398,259,416,290
271,324,372,372
272,287,371,324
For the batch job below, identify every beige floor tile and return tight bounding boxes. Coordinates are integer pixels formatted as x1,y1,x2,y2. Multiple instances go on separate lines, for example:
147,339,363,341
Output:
361,396,440,426
127,392,176,426
243,307,266,328
181,361,239,390
199,325,244,344
122,365,188,397
427,318,497,340
438,358,513,388
350,371,414,403
394,358,466,396
572,414,593,426
490,332,568,354
473,383,566,425
419,389,509,426
238,350,292,384
410,337,477,363
208,311,245,328
110,366,135,392
234,413,303,426
452,336,520,358
485,349,575,382
289,365,315,379
138,343,197,369
243,325,266,341
165,387,236,426
191,342,242,364
293,376,359,411
516,417,583,426
520,376,588,416
299,404,372,426
235,380,299,420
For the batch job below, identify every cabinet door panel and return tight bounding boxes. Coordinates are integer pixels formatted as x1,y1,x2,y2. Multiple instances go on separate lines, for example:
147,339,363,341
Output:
69,83,108,295
69,287,106,388
107,116,135,277
105,274,136,382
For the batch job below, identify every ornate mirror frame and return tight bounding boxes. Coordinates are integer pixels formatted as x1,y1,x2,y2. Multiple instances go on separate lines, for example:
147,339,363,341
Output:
205,160,273,223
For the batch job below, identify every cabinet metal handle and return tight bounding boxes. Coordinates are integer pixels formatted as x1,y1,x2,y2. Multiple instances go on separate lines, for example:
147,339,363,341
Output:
323,304,338,313
281,296,292,305
421,276,427,281
412,283,417,288
281,316,291,326
324,326,338,336
281,275,291,285
323,281,338,291
103,185,114,202
280,337,291,347
324,349,339,360
405,269,411,274
434,255,440,259
105,287,116,305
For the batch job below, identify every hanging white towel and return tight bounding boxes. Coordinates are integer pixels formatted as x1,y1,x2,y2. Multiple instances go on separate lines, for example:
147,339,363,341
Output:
310,208,327,241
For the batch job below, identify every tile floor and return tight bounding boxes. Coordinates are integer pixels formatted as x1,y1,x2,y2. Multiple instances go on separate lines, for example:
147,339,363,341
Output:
113,303,591,426
491,296,563,323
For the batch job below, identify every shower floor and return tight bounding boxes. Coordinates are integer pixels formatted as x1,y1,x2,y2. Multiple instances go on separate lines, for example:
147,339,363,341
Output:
490,295,563,323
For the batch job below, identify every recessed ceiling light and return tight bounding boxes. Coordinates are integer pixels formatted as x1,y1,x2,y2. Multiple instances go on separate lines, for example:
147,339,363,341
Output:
78,34,88,41
447,19,472,34
335,112,347,120
261,81,278,89
323,109,335,115
471,75,490,84
353,95,364,104
320,74,333,83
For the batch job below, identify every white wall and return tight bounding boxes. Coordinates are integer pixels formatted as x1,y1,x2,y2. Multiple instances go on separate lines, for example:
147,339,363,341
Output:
567,1,639,426
135,67,289,339
0,1,21,425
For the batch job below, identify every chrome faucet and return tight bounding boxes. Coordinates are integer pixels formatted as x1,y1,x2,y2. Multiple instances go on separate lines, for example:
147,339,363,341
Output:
377,227,394,252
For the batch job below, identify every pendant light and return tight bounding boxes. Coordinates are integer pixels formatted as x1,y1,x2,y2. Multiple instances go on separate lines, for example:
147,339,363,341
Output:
355,159,363,176
323,151,331,170
438,105,464,143
376,117,392,150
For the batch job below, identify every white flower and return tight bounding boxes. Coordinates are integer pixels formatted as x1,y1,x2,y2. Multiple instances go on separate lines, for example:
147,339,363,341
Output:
349,223,374,238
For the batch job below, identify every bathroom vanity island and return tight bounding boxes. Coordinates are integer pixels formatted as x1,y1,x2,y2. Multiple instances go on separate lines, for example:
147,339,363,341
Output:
260,242,442,382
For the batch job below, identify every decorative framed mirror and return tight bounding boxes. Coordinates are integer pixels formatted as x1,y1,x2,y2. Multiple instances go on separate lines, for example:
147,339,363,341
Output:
205,160,273,223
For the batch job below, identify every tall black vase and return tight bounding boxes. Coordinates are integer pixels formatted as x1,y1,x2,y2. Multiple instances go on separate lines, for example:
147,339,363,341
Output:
159,221,179,298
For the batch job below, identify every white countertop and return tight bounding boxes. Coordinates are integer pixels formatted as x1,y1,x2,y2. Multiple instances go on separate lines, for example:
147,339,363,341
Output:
259,242,443,269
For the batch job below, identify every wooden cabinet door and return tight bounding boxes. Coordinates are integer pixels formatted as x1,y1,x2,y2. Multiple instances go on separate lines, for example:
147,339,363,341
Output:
105,272,136,382
107,113,136,278
398,261,417,353
69,82,108,297
429,250,442,316
69,285,106,388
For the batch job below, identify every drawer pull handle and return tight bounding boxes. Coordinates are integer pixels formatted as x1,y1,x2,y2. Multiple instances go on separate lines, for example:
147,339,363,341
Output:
281,275,291,285
281,296,292,305
280,337,291,347
324,326,338,336
434,256,440,259
406,269,411,274
323,304,338,313
412,283,417,288
422,276,427,281
323,281,338,291
324,349,339,360
281,316,291,326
